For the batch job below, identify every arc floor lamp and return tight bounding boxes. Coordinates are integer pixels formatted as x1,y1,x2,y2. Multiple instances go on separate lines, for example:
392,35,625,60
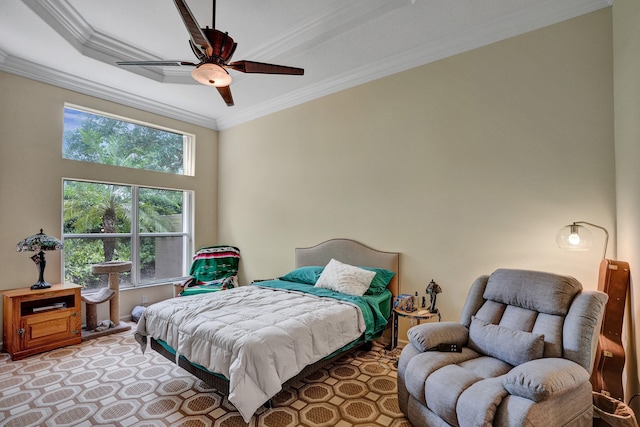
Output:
557,221,630,401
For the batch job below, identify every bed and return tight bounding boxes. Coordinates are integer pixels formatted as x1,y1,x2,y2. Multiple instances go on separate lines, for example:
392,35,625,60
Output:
134,238,399,422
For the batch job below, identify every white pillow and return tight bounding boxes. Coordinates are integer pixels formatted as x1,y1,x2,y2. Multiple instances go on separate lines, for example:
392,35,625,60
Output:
314,258,376,296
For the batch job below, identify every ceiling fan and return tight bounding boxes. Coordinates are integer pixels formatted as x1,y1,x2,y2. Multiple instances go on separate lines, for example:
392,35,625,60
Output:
117,0,304,107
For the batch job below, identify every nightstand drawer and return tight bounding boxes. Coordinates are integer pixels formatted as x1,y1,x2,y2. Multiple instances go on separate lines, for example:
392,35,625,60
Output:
22,308,80,346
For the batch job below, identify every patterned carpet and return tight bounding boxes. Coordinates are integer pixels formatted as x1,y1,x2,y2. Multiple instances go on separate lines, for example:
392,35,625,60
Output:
0,326,411,427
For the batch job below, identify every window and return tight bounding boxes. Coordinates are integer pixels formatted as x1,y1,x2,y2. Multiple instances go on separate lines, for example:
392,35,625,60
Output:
63,180,192,291
63,105,194,176
61,105,195,292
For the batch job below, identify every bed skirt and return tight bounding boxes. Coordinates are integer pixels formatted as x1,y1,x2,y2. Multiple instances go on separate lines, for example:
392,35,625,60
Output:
150,336,373,398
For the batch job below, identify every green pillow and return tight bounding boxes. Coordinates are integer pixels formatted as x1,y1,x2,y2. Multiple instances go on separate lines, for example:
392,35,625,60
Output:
363,268,396,295
279,266,324,285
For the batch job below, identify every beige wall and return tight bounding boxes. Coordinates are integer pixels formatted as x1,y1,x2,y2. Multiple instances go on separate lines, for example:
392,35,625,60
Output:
219,10,615,338
613,0,640,412
0,72,218,329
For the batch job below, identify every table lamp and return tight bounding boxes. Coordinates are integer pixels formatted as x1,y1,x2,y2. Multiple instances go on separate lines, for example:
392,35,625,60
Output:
16,229,64,290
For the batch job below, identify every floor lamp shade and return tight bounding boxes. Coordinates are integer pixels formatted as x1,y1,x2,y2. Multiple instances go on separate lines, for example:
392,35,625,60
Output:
556,221,608,259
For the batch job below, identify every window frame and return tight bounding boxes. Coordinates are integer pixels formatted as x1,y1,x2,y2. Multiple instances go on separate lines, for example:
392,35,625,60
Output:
60,104,197,292
63,103,195,177
62,178,193,291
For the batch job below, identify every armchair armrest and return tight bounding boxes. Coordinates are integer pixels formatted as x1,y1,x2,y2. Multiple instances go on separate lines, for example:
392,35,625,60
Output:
173,277,195,297
407,322,469,352
503,358,589,402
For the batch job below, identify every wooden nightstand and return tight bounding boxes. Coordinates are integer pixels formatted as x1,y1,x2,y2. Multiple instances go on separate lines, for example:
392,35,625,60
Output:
2,283,82,360
390,308,441,350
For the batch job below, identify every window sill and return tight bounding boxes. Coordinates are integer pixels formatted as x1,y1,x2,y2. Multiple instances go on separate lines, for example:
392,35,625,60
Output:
121,280,186,292
82,279,188,295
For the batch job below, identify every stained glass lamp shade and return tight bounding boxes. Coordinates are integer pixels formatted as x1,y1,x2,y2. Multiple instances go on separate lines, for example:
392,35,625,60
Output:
16,229,64,290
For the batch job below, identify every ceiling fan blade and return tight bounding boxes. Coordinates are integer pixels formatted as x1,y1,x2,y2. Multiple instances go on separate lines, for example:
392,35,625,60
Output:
172,0,213,54
117,60,197,66
227,60,304,75
216,85,234,106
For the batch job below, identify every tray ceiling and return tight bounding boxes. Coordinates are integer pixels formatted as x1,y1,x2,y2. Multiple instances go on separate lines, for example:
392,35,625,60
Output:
0,0,611,130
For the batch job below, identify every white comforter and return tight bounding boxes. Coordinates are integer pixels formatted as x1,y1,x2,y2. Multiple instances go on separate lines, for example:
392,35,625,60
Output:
135,285,366,421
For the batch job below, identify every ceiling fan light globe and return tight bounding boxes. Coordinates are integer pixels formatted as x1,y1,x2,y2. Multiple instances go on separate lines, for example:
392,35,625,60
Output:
192,63,232,87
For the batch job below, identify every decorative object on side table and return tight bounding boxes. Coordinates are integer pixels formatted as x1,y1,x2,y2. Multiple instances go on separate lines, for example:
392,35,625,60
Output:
16,228,64,290
426,279,442,314
394,293,416,312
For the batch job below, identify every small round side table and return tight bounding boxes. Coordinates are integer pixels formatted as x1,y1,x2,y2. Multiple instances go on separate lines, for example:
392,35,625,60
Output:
391,308,441,350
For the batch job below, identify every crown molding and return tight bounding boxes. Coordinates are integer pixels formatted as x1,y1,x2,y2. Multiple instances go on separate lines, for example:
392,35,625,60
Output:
23,0,403,84
0,52,218,130
216,0,611,129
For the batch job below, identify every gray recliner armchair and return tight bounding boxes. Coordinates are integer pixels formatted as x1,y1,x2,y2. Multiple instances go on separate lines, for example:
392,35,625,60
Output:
397,268,608,427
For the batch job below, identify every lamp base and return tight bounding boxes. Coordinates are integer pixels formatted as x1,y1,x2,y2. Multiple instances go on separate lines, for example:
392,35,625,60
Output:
31,281,52,290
